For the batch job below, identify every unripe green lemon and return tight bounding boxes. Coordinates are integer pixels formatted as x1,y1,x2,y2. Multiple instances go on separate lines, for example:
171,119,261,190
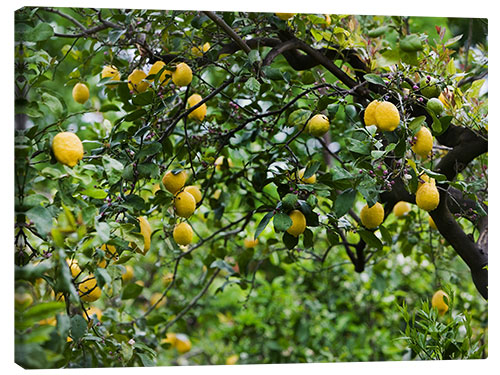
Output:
184,185,202,204
78,276,101,302
360,202,384,229
416,182,440,211
374,102,400,131
307,114,330,137
15,293,33,309
286,210,306,237
173,222,194,245
72,83,89,104
128,69,149,93
393,201,411,218
187,94,207,121
427,97,444,115
412,126,434,158
364,100,380,126
172,62,193,86
52,132,84,167
174,191,196,218
148,61,171,86
162,170,188,194
431,290,449,316
420,78,440,98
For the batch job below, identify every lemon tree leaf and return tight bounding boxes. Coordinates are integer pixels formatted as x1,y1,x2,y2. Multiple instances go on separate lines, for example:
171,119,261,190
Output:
102,155,124,185
273,212,293,232
254,211,274,240
70,315,87,341
26,205,54,236
364,74,386,86
282,232,298,249
121,282,143,300
359,230,383,250
399,34,423,52
334,188,357,217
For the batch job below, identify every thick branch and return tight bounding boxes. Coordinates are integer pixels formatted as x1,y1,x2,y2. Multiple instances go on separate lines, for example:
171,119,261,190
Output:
202,11,251,54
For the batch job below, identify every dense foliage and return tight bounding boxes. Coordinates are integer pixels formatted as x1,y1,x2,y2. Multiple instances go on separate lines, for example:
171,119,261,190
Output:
14,8,488,368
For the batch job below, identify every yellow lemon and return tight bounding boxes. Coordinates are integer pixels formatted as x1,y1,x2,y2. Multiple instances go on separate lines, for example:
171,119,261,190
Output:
72,83,89,104
174,191,196,218
416,182,440,212
307,114,330,137
148,61,171,86
418,174,434,190
213,189,222,200
393,201,411,218
275,13,296,20
102,244,118,260
287,210,307,237
323,14,331,27
191,42,210,57
226,354,239,365
39,316,57,326
297,168,316,184
175,334,192,353
412,126,433,158
138,216,152,254
96,257,107,268
187,93,207,121
428,216,437,230
162,332,178,347
127,69,149,93
162,272,174,286
150,292,166,308
78,276,101,302
52,132,84,167
431,290,449,316
173,222,194,245
172,62,193,86
66,258,81,278
374,101,400,131
244,237,259,248
162,170,188,194
215,156,234,170
360,202,384,229
122,265,134,282
184,185,202,203
84,306,103,321
364,100,380,126
101,65,120,87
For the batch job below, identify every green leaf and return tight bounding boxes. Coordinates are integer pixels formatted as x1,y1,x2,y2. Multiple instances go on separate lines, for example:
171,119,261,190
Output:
248,49,261,64
132,91,155,106
244,77,261,94
364,74,386,86
137,142,162,159
273,212,293,232
377,49,400,67
282,232,299,249
446,58,457,76
26,205,54,236
124,108,147,121
281,194,298,210
121,282,143,300
24,302,65,322
302,228,313,248
359,230,383,250
254,211,274,240
95,220,111,243
408,116,427,134
94,268,112,288
334,189,357,217
346,138,370,155
81,188,107,199
399,34,423,52
303,161,321,179
368,25,389,37
27,23,54,42
288,109,312,128
379,225,392,245
41,93,64,116
70,315,87,341
102,155,124,185
210,260,235,275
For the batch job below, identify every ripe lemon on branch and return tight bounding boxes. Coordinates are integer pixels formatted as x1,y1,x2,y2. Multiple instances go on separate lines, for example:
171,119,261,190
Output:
78,276,101,302
364,100,400,131
172,62,193,86
275,13,295,20
191,42,210,57
52,132,84,167
174,191,196,218
187,93,207,121
148,61,171,86
431,290,449,316
295,168,316,184
416,181,440,212
306,114,330,137
127,69,149,93
101,65,120,87
121,265,134,282
72,82,89,104
393,201,411,218
162,169,188,194
184,185,202,203
173,222,194,245
286,210,307,237
412,126,433,158
360,202,384,229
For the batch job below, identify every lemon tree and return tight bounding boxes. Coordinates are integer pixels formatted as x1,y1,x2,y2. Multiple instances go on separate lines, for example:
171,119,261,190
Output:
14,7,488,369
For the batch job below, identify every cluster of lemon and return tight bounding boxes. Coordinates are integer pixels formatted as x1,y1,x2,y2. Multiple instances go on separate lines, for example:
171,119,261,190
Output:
161,169,202,246
360,173,440,230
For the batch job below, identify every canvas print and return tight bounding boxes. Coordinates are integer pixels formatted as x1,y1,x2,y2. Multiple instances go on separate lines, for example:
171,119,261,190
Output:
14,6,488,369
